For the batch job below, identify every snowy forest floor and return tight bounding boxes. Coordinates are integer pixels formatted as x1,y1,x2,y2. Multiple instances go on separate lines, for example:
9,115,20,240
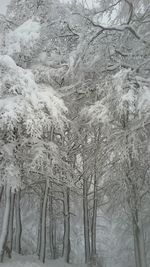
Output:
1,254,86,267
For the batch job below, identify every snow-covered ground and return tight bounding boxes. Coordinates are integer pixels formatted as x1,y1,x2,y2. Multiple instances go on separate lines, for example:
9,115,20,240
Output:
1,254,86,267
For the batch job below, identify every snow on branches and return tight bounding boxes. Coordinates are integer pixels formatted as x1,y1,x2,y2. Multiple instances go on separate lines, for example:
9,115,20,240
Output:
81,69,150,128
0,55,68,188
0,55,68,137
5,19,41,67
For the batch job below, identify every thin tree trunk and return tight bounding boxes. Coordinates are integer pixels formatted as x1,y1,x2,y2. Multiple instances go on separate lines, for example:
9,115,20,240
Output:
39,180,49,263
37,195,43,257
91,167,97,265
49,194,54,259
83,176,90,264
0,184,11,262
139,220,147,267
53,217,57,259
63,187,70,263
132,209,147,267
49,183,56,259
7,192,15,254
0,185,4,204
15,190,22,254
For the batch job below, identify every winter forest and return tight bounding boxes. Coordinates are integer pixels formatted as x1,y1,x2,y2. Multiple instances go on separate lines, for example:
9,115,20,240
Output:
0,0,150,267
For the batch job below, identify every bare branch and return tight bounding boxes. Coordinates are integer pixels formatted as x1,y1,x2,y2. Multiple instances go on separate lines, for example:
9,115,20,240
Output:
74,13,149,45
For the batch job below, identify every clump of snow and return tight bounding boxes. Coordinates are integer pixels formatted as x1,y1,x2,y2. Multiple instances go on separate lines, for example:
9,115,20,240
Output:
136,76,150,112
114,70,150,119
0,55,36,97
81,101,109,127
0,55,16,69
113,69,137,115
113,69,130,91
5,19,41,59
0,55,68,137
3,164,21,191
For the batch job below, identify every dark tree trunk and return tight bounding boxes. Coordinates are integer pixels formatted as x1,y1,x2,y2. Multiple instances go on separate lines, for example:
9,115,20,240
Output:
37,195,43,257
63,187,70,263
0,186,4,204
53,217,57,259
91,167,97,265
83,176,90,264
132,209,147,267
15,190,22,254
7,192,15,254
0,185,11,262
49,183,56,259
39,181,49,263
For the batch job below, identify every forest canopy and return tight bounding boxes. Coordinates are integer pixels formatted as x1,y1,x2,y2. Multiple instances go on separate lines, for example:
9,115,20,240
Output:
0,1,150,267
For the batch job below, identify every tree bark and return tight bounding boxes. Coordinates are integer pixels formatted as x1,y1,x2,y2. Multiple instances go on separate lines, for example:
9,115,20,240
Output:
53,217,57,259
0,184,11,262
15,190,22,254
63,187,70,263
39,180,49,263
83,176,90,264
132,210,147,267
37,195,43,257
91,167,97,265
139,219,147,267
49,183,56,259
0,185,4,204
7,192,15,254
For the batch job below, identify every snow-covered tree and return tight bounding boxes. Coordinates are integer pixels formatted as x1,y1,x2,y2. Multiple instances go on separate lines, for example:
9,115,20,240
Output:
81,67,150,267
0,0,150,266
0,54,68,262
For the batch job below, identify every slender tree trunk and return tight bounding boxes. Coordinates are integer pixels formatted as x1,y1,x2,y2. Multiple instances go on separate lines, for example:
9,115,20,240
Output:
7,192,15,254
63,187,70,263
139,220,147,267
15,190,22,254
91,167,97,265
49,183,56,259
0,184,11,262
0,185,4,204
49,191,54,259
83,176,90,264
37,195,43,257
53,217,57,259
39,180,49,263
132,209,147,267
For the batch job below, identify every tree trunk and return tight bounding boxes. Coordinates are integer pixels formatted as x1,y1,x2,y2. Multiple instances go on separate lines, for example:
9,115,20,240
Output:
15,190,22,254
139,220,147,267
49,184,56,259
7,192,15,254
91,167,97,265
39,180,49,263
132,210,147,267
49,192,54,259
53,217,57,259
37,195,43,257
0,184,11,262
0,185,4,204
63,187,70,263
83,176,90,264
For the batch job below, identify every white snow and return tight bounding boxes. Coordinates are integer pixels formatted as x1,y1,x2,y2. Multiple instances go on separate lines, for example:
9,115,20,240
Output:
1,254,86,267
0,55,68,188
0,55,68,136
0,55,16,69
5,19,41,56
81,100,109,127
